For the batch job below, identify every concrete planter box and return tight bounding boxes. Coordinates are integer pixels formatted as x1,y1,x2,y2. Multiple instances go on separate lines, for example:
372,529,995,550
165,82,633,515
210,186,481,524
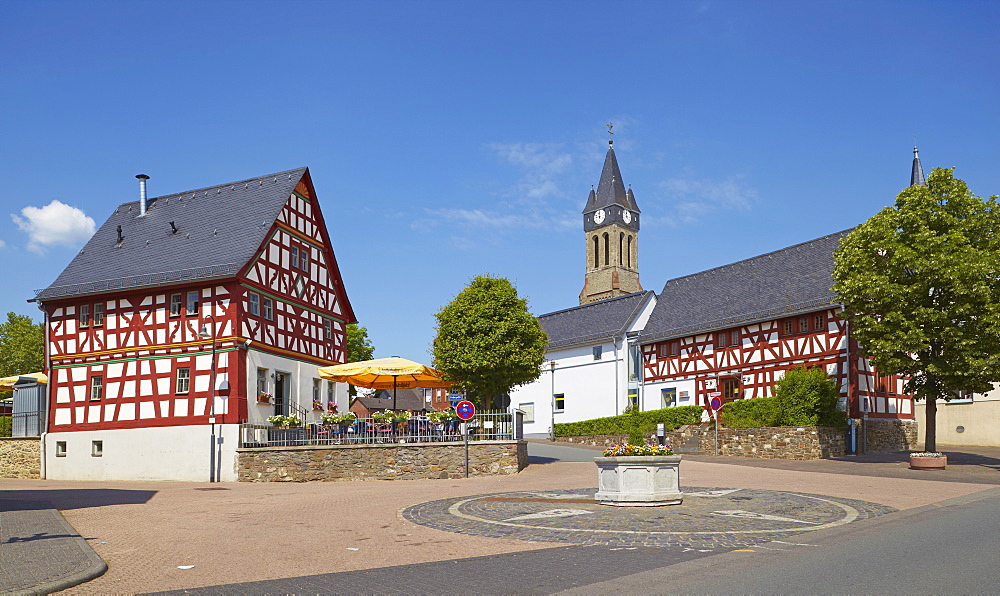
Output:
594,455,684,506
910,454,947,470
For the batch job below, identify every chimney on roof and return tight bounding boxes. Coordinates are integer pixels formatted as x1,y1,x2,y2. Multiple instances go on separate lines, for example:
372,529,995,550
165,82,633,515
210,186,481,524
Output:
136,174,150,216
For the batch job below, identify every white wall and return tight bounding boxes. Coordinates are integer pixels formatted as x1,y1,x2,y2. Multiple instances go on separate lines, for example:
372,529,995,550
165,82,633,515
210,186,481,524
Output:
513,340,627,437
45,423,242,482
914,388,1000,447
245,349,348,424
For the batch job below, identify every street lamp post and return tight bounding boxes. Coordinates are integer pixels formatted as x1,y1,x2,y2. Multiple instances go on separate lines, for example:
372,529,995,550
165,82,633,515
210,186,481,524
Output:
549,360,556,442
198,315,218,483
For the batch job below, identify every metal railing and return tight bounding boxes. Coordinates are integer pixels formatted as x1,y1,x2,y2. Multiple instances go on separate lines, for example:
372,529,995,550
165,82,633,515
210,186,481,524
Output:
239,411,521,448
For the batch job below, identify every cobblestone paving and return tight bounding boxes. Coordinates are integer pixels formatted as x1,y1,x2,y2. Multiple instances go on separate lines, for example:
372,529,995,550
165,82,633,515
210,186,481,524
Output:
402,487,896,549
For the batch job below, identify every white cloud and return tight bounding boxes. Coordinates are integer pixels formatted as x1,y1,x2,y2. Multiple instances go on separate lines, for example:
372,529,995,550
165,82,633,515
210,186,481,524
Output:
12,200,96,253
656,175,757,225
489,143,573,202
0,239,6,248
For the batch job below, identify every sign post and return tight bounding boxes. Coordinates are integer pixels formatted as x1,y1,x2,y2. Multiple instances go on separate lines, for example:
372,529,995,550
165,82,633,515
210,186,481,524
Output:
709,394,723,456
455,400,476,478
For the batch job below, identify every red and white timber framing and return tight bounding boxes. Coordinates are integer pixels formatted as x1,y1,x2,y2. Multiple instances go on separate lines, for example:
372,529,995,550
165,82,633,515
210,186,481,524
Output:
642,307,912,419
44,180,350,433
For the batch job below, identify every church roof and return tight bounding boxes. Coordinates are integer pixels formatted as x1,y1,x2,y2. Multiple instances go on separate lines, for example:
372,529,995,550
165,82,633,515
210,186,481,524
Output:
911,146,926,187
583,144,639,213
539,291,654,350
34,167,310,302
641,230,853,343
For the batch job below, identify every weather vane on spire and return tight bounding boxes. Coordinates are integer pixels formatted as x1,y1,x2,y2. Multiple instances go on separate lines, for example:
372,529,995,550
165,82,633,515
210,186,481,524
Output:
606,122,614,145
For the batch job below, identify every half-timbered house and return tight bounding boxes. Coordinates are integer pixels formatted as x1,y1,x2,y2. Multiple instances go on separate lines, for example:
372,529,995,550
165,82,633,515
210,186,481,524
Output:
639,230,913,423
32,167,355,481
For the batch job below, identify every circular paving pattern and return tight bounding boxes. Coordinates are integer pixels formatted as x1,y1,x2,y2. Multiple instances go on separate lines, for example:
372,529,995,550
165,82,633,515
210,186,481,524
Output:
402,487,896,549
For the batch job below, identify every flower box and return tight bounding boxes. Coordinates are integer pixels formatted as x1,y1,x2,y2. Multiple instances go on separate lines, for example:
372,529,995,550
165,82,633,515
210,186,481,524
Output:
594,455,684,506
257,393,272,404
910,453,947,470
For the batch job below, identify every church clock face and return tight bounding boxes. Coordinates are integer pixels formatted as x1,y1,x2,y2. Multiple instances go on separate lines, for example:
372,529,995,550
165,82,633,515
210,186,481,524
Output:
622,210,632,224
594,209,606,224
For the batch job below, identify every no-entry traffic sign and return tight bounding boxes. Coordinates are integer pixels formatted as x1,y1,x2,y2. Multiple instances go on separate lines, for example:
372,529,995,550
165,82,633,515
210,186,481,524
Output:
455,400,476,420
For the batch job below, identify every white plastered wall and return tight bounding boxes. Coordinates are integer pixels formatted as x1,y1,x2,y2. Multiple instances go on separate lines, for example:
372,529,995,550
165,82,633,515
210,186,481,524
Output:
44,424,241,482
244,348,348,425
914,388,1000,447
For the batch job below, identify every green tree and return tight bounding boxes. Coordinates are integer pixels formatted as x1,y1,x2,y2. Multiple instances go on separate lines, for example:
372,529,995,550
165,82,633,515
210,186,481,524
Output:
0,312,45,400
772,367,843,428
345,323,375,397
432,276,548,409
832,168,1000,452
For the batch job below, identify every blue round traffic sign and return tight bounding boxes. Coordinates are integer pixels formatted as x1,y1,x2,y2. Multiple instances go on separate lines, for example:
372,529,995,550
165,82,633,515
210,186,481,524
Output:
455,400,476,420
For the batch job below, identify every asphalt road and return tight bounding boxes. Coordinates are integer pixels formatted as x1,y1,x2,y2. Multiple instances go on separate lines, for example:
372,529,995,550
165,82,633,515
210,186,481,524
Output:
562,486,1000,595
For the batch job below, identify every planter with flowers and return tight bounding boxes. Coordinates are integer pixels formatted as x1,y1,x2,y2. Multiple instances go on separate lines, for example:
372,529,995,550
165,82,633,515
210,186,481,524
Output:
327,401,338,413
257,391,273,404
267,415,305,446
312,399,324,411
909,451,947,470
594,442,684,506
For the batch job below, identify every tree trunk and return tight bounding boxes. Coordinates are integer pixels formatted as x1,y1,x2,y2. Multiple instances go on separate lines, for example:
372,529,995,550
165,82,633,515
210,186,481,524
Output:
924,394,937,453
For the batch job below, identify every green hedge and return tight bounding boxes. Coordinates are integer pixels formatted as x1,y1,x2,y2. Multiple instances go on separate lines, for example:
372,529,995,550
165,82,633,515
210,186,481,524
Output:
555,406,702,437
0,416,11,437
720,367,847,429
720,396,779,428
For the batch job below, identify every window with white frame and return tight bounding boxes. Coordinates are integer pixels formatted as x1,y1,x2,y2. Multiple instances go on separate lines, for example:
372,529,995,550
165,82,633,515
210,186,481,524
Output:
593,346,602,360
949,390,974,404
262,297,274,320
93,303,105,326
79,304,90,328
257,367,268,397
324,318,332,340
248,293,260,316
553,393,565,412
312,378,321,403
89,375,103,401
170,293,182,317
176,367,191,394
186,291,199,315
327,380,334,406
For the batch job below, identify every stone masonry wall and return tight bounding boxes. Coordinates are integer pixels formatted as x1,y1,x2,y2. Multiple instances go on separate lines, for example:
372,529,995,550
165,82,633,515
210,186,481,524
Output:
700,426,846,459
857,418,918,452
0,437,41,479
237,441,527,482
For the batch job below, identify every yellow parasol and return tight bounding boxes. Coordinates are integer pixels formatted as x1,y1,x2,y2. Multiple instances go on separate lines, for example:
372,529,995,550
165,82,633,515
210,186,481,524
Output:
0,372,48,392
318,357,450,410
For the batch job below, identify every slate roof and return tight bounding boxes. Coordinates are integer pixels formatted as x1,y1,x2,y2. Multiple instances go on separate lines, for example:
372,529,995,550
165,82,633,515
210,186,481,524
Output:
34,167,310,302
539,291,655,350
582,144,640,213
356,388,435,412
640,230,854,343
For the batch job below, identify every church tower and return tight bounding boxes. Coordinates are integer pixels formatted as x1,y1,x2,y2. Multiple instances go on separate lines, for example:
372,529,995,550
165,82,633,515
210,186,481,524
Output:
579,130,642,304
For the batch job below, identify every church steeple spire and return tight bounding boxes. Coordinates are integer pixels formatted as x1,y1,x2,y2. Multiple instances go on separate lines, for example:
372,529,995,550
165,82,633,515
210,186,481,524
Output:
910,145,926,187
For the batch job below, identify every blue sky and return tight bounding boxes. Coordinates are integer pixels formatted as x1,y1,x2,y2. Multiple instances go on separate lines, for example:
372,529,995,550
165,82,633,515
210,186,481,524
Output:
2,0,998,362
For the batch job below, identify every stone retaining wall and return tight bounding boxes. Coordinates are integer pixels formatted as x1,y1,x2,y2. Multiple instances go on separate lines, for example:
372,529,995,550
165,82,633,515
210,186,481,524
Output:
0,437,41,479
702,426,846,459
857,418,918,452
236,440,527,482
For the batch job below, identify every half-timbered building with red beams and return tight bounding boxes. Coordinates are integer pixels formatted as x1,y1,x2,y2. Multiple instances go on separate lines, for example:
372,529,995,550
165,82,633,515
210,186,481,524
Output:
32,167,355,481
639,230,913,424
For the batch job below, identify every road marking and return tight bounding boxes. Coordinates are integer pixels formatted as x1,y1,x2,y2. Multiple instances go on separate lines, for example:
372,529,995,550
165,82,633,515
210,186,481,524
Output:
505,509,592,521
685,489,742,497
712,510,818,524
445,493,859,536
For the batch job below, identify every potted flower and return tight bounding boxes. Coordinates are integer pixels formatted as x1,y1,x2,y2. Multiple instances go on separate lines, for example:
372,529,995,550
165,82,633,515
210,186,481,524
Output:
257,391,273,404
267,414,287,426
267,414,305,446
594,437,684,507
371,411,395,423
327,401,338,413
909,451,947,470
